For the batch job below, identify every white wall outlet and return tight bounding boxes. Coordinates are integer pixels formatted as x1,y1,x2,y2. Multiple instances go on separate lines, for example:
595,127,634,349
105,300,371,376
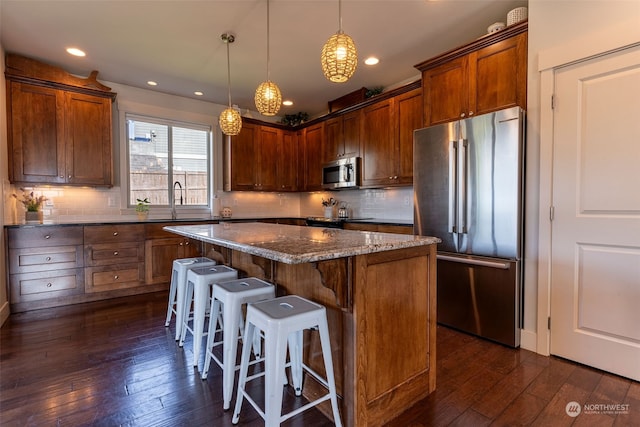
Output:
403,196,411,206
107,197,116,207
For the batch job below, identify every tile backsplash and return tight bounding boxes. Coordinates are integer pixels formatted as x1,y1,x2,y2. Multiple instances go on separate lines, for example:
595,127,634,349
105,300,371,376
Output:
4,184,414,223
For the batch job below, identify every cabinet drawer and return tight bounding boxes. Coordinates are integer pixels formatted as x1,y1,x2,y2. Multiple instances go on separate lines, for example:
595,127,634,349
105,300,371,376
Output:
84,242,145,266
9,245,84,273
9,268,84,303
85,263,145,293
84,224,145,244
8,226,83,248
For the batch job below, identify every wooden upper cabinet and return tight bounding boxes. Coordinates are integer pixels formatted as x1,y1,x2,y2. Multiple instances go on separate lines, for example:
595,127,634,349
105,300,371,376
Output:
256,126,279,191
5,54,115,186
361,98,396,187
396,88,423,184
65,92,112,185
278,131,298,192
361,88,421,188
323,110,361,163
417,22,527,126
303,122,324,191
228,122,258,191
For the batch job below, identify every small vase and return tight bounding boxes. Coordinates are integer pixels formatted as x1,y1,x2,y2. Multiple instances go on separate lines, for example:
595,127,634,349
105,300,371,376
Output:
136,211,149,221
25,210,43,224
324,206,334,219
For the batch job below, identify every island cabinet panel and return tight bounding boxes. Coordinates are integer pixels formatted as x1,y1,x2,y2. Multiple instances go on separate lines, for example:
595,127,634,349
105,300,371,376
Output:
226,244,436,427
84,224,145,293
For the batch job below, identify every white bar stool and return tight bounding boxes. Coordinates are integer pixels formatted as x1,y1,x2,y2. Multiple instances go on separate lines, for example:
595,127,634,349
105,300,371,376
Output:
232,295,342,427
165,257,216,340
201,277,276,410
179,265,238,367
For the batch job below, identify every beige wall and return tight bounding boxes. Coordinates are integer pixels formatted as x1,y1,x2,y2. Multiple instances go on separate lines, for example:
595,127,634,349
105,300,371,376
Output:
522,0,640,350
1,44,10,325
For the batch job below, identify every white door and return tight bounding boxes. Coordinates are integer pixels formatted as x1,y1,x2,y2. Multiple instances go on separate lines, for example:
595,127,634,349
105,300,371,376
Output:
550,44,640,381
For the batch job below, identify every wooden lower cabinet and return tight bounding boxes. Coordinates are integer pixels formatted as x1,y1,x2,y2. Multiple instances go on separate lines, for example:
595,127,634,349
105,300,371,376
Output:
5,222,207,312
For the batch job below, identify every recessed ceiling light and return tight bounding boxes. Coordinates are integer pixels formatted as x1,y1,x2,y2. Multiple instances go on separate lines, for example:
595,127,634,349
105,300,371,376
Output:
282,100,293,106
194,91,204,96
66,47,86,57
147,81,158,86
364,57,379,66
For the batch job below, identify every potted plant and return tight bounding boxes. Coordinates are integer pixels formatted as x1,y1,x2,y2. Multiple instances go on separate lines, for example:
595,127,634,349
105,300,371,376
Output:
135,198,151,221
12,188,47,223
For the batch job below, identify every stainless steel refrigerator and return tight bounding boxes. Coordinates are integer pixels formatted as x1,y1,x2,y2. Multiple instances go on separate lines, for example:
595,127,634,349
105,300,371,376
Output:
413,106,525,347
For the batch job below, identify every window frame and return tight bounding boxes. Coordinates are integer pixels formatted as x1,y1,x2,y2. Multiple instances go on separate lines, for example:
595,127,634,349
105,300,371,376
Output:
117,100,217,219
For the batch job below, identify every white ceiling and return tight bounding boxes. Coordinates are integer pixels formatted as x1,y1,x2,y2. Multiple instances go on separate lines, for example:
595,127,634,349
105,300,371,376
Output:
0,0,527,118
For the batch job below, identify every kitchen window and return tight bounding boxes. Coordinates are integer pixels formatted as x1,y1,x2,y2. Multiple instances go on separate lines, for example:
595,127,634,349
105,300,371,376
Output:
126,114,211,213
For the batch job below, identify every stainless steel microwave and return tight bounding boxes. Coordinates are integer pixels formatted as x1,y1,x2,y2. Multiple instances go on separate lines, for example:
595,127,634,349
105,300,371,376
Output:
322,156,361,190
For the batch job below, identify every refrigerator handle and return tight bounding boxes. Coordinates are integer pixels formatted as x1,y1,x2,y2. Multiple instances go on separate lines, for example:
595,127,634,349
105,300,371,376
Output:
448,140,457,233
437,254,511,269
458,139,468,234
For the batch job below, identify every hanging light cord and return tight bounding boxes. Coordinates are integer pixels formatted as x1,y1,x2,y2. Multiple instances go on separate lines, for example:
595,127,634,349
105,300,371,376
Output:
225,37,233,107
338,0,343,32
266,0,271,81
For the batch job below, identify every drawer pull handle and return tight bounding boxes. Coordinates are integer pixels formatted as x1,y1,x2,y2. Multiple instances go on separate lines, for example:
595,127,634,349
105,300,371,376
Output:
114,275,119,280
46,257,52,262
114,251,119,256
113,232,119,236
44,235,51,239
47,283,52,288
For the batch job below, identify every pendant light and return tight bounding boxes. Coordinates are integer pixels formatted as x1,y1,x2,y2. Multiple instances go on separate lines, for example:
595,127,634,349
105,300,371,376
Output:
321,0,357,83
254,0,282,116
219,33,242,136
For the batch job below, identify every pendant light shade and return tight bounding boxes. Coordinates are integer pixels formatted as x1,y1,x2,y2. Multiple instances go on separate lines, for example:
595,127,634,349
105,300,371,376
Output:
219,107,242,136
321,0,357,83
255,80,282,116
255,0,282,116
220,33,242,136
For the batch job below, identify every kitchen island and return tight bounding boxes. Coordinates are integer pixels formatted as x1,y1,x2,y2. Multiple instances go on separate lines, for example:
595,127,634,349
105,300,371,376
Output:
164,222,439,426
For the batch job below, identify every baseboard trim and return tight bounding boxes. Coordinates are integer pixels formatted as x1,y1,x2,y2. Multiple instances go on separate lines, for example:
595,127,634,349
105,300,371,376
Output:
520,329,537,352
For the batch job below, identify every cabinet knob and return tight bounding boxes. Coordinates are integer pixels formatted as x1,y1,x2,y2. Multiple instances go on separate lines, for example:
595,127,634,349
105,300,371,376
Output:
46,256,52,262
114,275,119,280
460,113,466,118
179,242,183,246
113,231,119,236
469,111,474,116
59,175,64,178
47,283,53,288
68,175,72,179
394,176,398,180
44,235,51,239
185,241,189,246
114,251,119,256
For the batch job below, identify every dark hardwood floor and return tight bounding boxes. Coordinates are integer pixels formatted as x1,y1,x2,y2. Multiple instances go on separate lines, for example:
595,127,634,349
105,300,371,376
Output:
1,291,638,426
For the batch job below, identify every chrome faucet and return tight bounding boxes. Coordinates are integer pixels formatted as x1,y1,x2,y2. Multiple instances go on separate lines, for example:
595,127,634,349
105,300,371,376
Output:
171,181,183,220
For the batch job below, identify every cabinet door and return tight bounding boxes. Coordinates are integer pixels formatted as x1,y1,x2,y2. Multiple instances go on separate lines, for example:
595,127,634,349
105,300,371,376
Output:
229,123,258,190
323,117,342,163
342,110,361,158
470,32,527,116
256,126,279,191
303,123,324,191
278,131,298,191
422,57,468,126
145,237,188,284
7,82,66,184
396,89,423,184
361,99,397,187
65,92,112,186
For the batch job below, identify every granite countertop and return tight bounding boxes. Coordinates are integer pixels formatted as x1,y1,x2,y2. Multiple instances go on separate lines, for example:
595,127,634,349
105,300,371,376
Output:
164,222,438,265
